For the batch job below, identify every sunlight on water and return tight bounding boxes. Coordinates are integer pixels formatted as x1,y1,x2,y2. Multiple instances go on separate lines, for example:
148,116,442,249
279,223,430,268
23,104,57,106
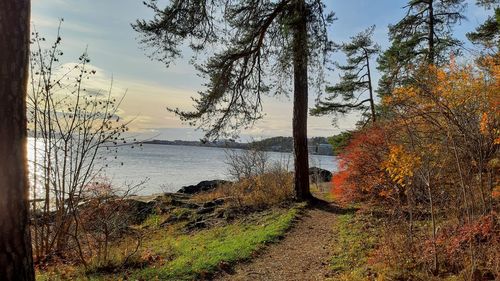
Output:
27,138,338,196
27,138,46,199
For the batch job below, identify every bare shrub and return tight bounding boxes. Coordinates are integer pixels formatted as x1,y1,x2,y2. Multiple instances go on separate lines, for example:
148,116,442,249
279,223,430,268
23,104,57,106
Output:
28,25,134,265
193,145,293,209
194,170,293,209
224,145,269,180
78,179,147,266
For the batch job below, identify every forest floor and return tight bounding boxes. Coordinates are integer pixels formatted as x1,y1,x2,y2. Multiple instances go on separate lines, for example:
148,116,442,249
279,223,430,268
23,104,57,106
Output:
214,199,343,281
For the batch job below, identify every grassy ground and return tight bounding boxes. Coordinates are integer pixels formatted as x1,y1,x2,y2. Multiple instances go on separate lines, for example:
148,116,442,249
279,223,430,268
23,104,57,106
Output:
327,207,380,281
37,204,304,281
326,206,469,281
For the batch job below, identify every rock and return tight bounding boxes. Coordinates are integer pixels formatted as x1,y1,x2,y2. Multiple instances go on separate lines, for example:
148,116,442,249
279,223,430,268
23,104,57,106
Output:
189,220,206,229
196,206,216,215
156,193,200,210
202,198,225,208
214,208,226,218
170,198,200,209
308,167,332,182
122,199,155,224
177,180,230,194
159,211,191,227
223,208,238,221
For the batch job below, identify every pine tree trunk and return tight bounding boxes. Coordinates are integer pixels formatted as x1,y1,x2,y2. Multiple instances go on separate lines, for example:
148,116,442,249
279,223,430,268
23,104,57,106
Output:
428,0,435,64
292,0,312,201
364,49,376,123
0,0,35,280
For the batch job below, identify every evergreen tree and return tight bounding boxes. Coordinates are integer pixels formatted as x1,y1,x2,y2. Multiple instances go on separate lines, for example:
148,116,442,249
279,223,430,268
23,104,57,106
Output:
327,131,352,155
311,26,379,123
133,0,335,200
377,0,466,96
467,0,499,52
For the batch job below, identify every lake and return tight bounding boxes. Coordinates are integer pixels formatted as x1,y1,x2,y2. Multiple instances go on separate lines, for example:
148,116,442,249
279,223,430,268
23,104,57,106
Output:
28,140,338,195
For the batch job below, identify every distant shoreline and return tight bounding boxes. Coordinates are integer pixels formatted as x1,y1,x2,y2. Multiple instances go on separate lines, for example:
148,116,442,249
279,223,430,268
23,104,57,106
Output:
142,138,334,156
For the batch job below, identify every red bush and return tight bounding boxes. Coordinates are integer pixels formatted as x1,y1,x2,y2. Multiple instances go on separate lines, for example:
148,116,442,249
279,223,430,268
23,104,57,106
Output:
330,124,394,203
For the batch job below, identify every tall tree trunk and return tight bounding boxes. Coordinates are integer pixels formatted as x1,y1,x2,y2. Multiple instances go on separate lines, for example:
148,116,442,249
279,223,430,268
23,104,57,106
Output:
428,0,435,64
292,0,312,201
364,49,376,123
0,0,35,280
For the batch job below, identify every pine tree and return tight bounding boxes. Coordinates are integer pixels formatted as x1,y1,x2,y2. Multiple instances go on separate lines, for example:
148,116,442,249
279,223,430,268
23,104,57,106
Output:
133,0,335,200
467,0,499,52
377,0,466,96
0,0,35,280
311,26,379,123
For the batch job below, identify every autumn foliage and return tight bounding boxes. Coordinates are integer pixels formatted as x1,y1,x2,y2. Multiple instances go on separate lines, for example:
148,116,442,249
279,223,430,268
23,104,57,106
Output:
331,56,500,279
331,125,391,203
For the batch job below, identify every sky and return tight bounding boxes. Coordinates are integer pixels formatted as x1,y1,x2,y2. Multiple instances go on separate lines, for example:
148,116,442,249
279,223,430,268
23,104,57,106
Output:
31,0,490,141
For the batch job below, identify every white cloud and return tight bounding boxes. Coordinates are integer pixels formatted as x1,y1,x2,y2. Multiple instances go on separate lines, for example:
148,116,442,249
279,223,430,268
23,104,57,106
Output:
31,14,99,35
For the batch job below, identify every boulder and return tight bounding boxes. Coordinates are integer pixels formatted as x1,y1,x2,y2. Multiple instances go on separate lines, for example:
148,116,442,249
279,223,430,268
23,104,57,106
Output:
186,220,207,230
177,180,229,194
170,198,200,209
122,199,156,224
309,167,332,182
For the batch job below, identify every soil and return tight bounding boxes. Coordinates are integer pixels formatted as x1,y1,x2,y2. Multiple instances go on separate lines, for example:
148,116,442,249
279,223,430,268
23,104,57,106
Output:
213,200,341,281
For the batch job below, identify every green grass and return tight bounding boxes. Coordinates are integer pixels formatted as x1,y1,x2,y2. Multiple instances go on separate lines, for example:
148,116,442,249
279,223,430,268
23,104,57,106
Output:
38,204,304,281
329,209,378,281
128,206,301,280
140,213,165,228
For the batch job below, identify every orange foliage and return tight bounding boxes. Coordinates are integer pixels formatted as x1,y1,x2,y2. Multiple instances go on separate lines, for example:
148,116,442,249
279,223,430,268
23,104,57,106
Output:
493,185,500,199
330,125,395,203
333,57,500,277
330,170,350,201
385,56,500,147
383,144,420,188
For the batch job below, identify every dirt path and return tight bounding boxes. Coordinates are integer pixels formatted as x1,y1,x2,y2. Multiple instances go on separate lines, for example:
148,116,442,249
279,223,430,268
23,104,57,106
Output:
214,201,339,281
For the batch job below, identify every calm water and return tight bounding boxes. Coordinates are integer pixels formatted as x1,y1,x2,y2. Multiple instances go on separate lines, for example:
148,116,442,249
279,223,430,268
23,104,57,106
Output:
28,140,338,195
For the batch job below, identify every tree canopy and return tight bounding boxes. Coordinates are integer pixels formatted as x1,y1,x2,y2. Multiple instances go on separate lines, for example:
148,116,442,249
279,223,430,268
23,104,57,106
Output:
467,0,500,52
311,26,379,123
133,0,335,139
377,0,467,96
134,0,336,200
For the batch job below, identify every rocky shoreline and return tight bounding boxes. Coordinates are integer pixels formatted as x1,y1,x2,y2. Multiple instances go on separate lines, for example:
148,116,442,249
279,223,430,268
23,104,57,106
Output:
115,166,332,232
32,167,333,236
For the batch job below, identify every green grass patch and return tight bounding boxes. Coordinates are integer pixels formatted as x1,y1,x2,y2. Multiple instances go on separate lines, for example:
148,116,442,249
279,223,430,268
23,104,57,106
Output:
329,209,378,281
141,213,165,229
128,206,301,280
38,204,305,281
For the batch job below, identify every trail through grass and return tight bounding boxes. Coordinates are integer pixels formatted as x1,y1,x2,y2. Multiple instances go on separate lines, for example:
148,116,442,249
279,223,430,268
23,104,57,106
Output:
38,204,303,281
130,207,300,280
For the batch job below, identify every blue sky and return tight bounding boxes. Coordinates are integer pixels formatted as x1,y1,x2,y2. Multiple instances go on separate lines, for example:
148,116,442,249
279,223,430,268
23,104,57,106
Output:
31,0,489,141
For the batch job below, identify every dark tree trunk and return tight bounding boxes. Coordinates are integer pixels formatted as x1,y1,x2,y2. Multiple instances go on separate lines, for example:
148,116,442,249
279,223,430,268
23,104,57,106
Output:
364,49,376,123
0,0,35,280
292,0,312,201
428,0,435,64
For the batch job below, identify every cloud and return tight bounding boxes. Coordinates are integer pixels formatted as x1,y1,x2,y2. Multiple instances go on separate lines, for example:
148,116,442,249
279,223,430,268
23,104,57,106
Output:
31,14,100,35
33,49,359,141
30,0,379,140
49,64,201,132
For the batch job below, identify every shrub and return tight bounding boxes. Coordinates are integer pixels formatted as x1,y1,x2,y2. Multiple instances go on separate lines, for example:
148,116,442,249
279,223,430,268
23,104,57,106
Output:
194,168,294,209
330,124,394,204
